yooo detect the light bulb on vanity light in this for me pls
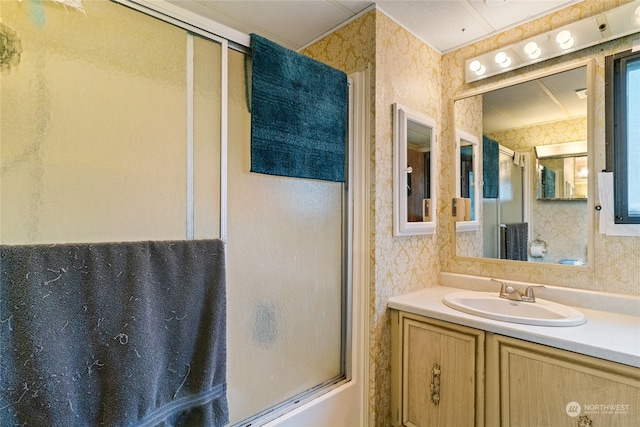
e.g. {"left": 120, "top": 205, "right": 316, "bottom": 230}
{"left": 556, "top": 30, "right": 575, "bottom": 50}
{"left": 494, "top": 51, "right": 511, "bottom": 68}
{"left": 469, "top": 60, "right": 486, "bottom": 76}
{"left": 524, "top": 41, "right": 541, "bottom": 59}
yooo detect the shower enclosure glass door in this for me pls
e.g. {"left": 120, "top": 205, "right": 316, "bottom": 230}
{"left": 225, "top": 49, "right": 345, "bottom": 425}
{"left": 1, "top": 1, "right": 347, "bottom": 424}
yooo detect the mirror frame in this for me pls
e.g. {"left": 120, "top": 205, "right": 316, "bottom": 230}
{"left": 451, "top": 58, "right": 595, "bottom": 269}
{"left": 455, "top": 130, "right": 480, "bottom": 232}
{"left": 393, "top": 103, "right": 437, "bottom": 237}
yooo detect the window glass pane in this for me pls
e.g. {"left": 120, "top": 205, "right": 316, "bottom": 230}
{"left": 627, "top": 58, "right": 640, "bottom": 217}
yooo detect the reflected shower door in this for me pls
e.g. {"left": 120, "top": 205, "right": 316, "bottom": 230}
{"left": 482, "top": 148, "right": 524, "bottom": 259}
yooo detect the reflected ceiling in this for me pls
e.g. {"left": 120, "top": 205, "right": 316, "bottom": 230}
{"left": 482, "top": 66, "right": 587, "bottom": 133}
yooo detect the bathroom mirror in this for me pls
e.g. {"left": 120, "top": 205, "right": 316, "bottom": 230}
{"left": 454, "top": 64, "right": 591, "bottom": 265}
{"left": 393, "top": 103, "right": 437, "bottom": 236}
{"left": 455, "top": 130, "right": 480, "bottom": 232}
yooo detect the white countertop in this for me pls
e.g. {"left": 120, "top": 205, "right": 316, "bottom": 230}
{"left": 388, "top": 285, "right": 640, "bottom": 368}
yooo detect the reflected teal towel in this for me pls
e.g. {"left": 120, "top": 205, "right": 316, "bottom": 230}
{"left": 250, "top": 33, "right": 348, "bottom": 182}
{"left": 1, "top": 240, "right": 228, "bottom": 427}
{"left": 483, "top": 136, "right": 499, "bottom": 198}
{"left": 542, "top": 166, "right": 556, "bottom": 198}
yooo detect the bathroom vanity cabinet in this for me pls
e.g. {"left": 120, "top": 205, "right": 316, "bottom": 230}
{"left": 390, "top": 311, "right": 485, "bottom": 427}
{"left": 391, "top": 310, "right": 640, "bottom": 427}
{"left": 488, "top": 334, "right": 640, "bottom": 427}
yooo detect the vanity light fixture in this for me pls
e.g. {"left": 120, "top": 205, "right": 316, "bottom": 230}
{"left": 535, "top": 141, "right": 587, "bottom": 159}
{"left": 465, "top": 0, "right": 640, "bottom": 82}
{"left": 577, "top": 168, "right": 589, "bottom": 179}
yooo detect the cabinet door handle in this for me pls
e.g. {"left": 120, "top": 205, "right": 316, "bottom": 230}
{"left": 430, "top": 363, "right": 441, "bottom": 405}
{"left": 578, "top": 415, "right": 592, "bottom": 427}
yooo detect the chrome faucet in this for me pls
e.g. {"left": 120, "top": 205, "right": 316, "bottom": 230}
{"left": 491, "top": 279, "right": 545, "bottom": 303}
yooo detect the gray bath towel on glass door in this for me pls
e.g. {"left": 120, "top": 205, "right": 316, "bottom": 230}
{"left": 0, "top": 240, "right": 228, "bottom": 427}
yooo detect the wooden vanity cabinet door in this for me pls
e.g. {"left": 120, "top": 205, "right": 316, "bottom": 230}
{"left": 392, "top": 312, "right": 484, "bottom": 427}
{"left": 492, "top": 335, "right": 640, "bottom": 427}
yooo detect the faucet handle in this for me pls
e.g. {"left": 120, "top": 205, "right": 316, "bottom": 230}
{"left": 522, "top": 285, "right": 545, "bottom": 302}
{"left": 490, "top": 278, "right": 507, "bottom": 293}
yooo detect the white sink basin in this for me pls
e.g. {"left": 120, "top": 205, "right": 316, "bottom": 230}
{"left": 442, "top": 291, "right": 586, "bottom": 327}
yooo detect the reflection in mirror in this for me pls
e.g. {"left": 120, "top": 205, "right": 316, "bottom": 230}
{"left": 481, "top": 141, "right": 530, "bottom": 261}
{"left": 535, "top": 140, "right": 587, "bottom": 200}
{"left": 455, "top": 130, "right": 479, "bottom": 231}
{"left": 455, "top": 65, "right": 589, "bottom": 265}
{"left": 407, "top": 120, "right": 432, "bottom": 221}
{"left": 393, "top": 103, "right": 437, "bottom": 236}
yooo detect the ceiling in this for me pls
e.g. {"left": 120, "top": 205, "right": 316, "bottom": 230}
{"left": 164, "top": 0, "right": 588, "bottom": 131}
{"left": 167, "top": 0, "right": 581, "bottom": 53}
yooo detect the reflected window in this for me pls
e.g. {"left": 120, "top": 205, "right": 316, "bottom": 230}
{"left": 606, "top": 49, "right": 640, "bottom": 224}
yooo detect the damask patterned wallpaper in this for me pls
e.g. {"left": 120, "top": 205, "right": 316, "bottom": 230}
{"left": 304, "top": 1, "right": 639, "bottom": 425}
